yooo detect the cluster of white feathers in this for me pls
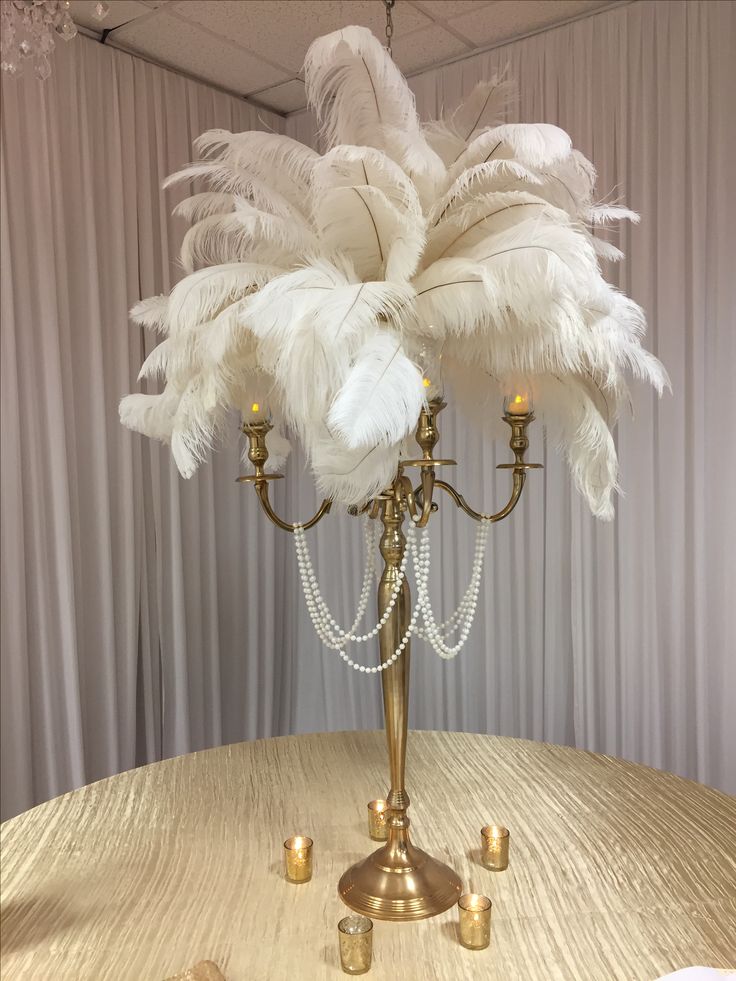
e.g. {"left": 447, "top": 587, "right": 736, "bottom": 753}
{"left": 120, "top": 25, "right": 668, "bottom": 519}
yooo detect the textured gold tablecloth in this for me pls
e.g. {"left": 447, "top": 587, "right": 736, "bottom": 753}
{"left": 1, "top": 730, "right": 734, "bottom": 980}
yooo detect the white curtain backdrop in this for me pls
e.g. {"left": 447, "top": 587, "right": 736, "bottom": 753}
{"left": 2, "top": 0, "right": 734, "bottom": 821}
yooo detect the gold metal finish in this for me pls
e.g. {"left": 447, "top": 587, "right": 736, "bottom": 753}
{"left": 239, "top": 420, "right": 332, "bottom": 532}
{"left": 337, "top": 915, "right": 373, "bottom": 975}
{"left": 338, "top": 494, "right": 463, "bottom": 919}
{"left": 435, "top": 410, "right": 542, "bottom": 522}
{"left": 458, "top": 894, "right": 492, "bottom": 950}
{"left": 480, "top": 825, "right": 510, "bottom": 871}
{"left": 283, "top": 835, "right": 313, "bottom": 883}
{"left": 367, "top": 800, "right": 389, "bottom": 841}
{"left": 238, "top": 395, "right": 540, "bottom": 921}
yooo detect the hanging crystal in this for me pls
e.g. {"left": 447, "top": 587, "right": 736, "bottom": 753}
{"left": 93, "top": 2, "right": 110, "bottom": 20}
{"left": 1, "top": 0, "right": 78, "bottom": 78}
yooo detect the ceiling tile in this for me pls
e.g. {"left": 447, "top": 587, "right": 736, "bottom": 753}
{"left": 412, "top": 0, "right": 497, "bottom": 20}
{"left": 391, "top": 24, "right": 471, "bottom": 76}
{"left": 113, "top": 11, "right": 290, "bottom": 93}
{"left": 448, "top": 0, "right": 610, "bottom": 46}
{"left": 175, "top": 0, "right": 432, "bottom": 73}
{"left": 70, "top": 0, "right": 153, "bottom": 31}
{"left": 254, "top": 79, "right": 308, "bottom": 113}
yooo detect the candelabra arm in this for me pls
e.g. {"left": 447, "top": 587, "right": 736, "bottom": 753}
{"left": 254, "top": 481, "right": 332, "bottom": 532}
{"left": 397, "top": 469, "right": 435, "bottom": 528}
{"left": 435, "top": 471, "right": 525, "bottom": 523}
{"left": 238, "top": 419, "right": 332, "bottom": 532}
{"left": 434, "top": 411, "right": 542, "bottom": 523}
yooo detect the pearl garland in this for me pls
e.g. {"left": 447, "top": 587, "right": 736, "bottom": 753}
{"left": 293, "top": 513, "right": 492, "bottom": 674}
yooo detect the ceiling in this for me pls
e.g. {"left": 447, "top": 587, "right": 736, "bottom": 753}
{"left": 70, "top": 0, "right": 614, "bottom": 115}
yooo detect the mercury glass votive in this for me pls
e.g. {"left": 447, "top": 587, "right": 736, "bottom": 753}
{"left": 458, "top": 893, "right": 492, "bottom": 950}
{"left": 283, "top": 835, "right": 313, "bottom": 883}
{"left": 481, "top": 824, "right": 510, "bottom": 871}
{"left": 338, "top": 914, "right": 373, "bottom": 975}
{"left": 367, "top": 800, "right": 389, "bottom": 841}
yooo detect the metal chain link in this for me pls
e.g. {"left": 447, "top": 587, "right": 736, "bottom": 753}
{"left": 384, "top": 0, "right": 395, "bottom": 57}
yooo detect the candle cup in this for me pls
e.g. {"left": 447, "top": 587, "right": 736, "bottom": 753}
{"left": 458, "top": 893, "right": 492, "bottom": 950}
{"left": 338, "top": 914, "right": 373, "bottom": 975}
{"left": 481, "top": 824, "right": 510, "bottom": 871}
{"left": 283, "top": 835, "right": 313, "bottom": 883}
{"left": 367, "top": 800, "right": 389, "bottom": 841}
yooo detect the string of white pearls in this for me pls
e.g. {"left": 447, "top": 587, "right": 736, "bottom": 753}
{"left": 411, "top": 518, "right": 491, "bottom": 659}
{"left": 294, "top": 511, "right": 492, "bottom": 673}
{"left": 293, "top": 517, "right": 409, "bottom": 649}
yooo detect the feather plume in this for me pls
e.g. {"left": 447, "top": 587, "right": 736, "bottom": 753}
{"left": 313, "top": 145, "right": 422, "bottom": 218}
{"left": 119, "top": 388, "right": 179, "bottom": 443}
{"left": 424, "top": 191, "right": 555, "bottom": 266}
{"left": 311, "top": 431, "right": 401, "bottom": 505}
{"left": 305, "top": 26, "right": 420, "bottom": 151}
{"left": 448, "top": 77, "right": 518, "bottom": 144}
{"left": 314, "top": 184, "right": 425, "bottom": 282}
{"left": 173, "top": 192, "right": 234, "bottom": 223}
{"left": 327, "top": 331, "right": 425, "bottom": 449}
{"left": 588, "top": 204, "right": 640, "bottom": 225}
{"left": 120, "top": 27, "right": 667, "bottom": 518}
{"left": 421, "top": 78, "right": 517, "bottom": 168}
{"left": 167, "top": 262, "right": 282, "bottom": 333}
{"left": 130, "top": 295, "right": 169, "bottom": 334}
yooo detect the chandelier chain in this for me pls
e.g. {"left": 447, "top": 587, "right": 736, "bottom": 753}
{"left": 383, "top": 0, "right": 395, "bottom": 56}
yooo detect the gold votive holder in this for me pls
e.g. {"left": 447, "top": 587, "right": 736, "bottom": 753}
{"left": 367, "top": 800, "right": 389, "bottom": 841}
{"left": 481, "top": 824, "right": 510, "bottom": 871}
{"left": 283, "top": 835, "right": 313, "bottom": 883}
{"left": 458, "top": 893, "right": 492, "bottom": 950}
{"left": 338, "top": 914, "right": 373, "bottom": 975}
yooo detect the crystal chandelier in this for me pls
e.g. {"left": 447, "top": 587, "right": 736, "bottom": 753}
{"left": 0, "top": 0, "right": 108, "bottom": 81}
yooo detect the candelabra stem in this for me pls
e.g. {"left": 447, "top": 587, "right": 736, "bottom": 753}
{"left": 378, "top": 495, "right": 410, "bottom": 818}
{"left": 338, "top": 490, "right": 463, "bottom": 920}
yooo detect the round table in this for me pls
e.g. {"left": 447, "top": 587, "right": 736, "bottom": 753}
{"left": 1, "top": 731, "right": 735, "bottom": 980}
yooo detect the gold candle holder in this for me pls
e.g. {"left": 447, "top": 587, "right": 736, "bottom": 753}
{"left": 481, "top": 824, "right": 509, "bottom": 871}
{"left": 283, "top": 835, "right": 313, "bottom": 883}
{"left": 338, "top": 914, "right": 373, "bottom": 975}
{"left": 367, "top": 800, "right": 389, "bottom": 841}
{"left": 458, "top": 893, "right": 492, "bottom": 950}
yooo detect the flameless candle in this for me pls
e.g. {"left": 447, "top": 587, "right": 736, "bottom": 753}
{"left": 458, "top": 893, "right": 492, "bottom": 950}
{"left": 367, "top": 800, "right": 389, "bottom": 841}
{"left": 283, "top": 835, "right": 313, "bottom": 883}
{"left": 338, "top": 914, "right": 373, "bottom": 975}
{"left": 504, "top": 393, "right": 532, "bottom": 416}
{"left": 481, "top": 824, "right": 510, "bottom": 871}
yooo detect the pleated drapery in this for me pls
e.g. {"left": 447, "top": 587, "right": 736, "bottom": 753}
{"left": 1, "top": 1, "right": 734, "bottom": 821}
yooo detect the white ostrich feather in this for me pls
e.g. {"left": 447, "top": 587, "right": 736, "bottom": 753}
{"left": 130, "top": 295, "right": 169, "bottom": 334}
{"left": 587, "top": 204, "right": 641, "bottom": 224}
{"left": 305, "top": 27, "right": 421, "bottom": 154}
{"left": 121, "top": 26, "right": 666, "bottom": 516}
{"left": 314, "top": 184, "right": 425, "bottom": 282}
{"left": 167, "top": 262, "right": 282, "bottom": 334}
{"left": 119, "top": 388, "right": 180, "bottom": 443}
{"left": 173, "top": 192, "right": 234, "bottom": 223}
{"left": 311, "top": 432, "right": 401, "bottom": 505}
{"left": 430, "top": 160, "right": 543, "bottom": 227}
{"left": 447, "top": 125, "right": 571, "bottom": 185}
{"left": 449, "top": 77, "right": 518, "bottom": 143}
{"left": 327, "top": 331, "right": 425, "bottom": 449}
{"left": 264, "top": 279, "right": 415, "bottom": 432}
{"left": 424, "top": 191, "right": 556, "bottom": 266}
{"left": 179, "top": 206, "right": 314, "bottom": 274}
{"left": 164, "top": 162, "right": 307, "bottom": 224}
{"left": 591, "top": 237, "right": 625, "bottom": 262}
{"left": 313, "top": 145, "right": 422, "bottom": 218}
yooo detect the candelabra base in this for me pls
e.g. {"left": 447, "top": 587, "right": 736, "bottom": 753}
{"left": 338, "top": 831, "right": 462, "bottom": 921}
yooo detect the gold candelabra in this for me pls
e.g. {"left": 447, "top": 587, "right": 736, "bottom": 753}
{"left": 239, "top": 397, "right": 541, "bottom": 921}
